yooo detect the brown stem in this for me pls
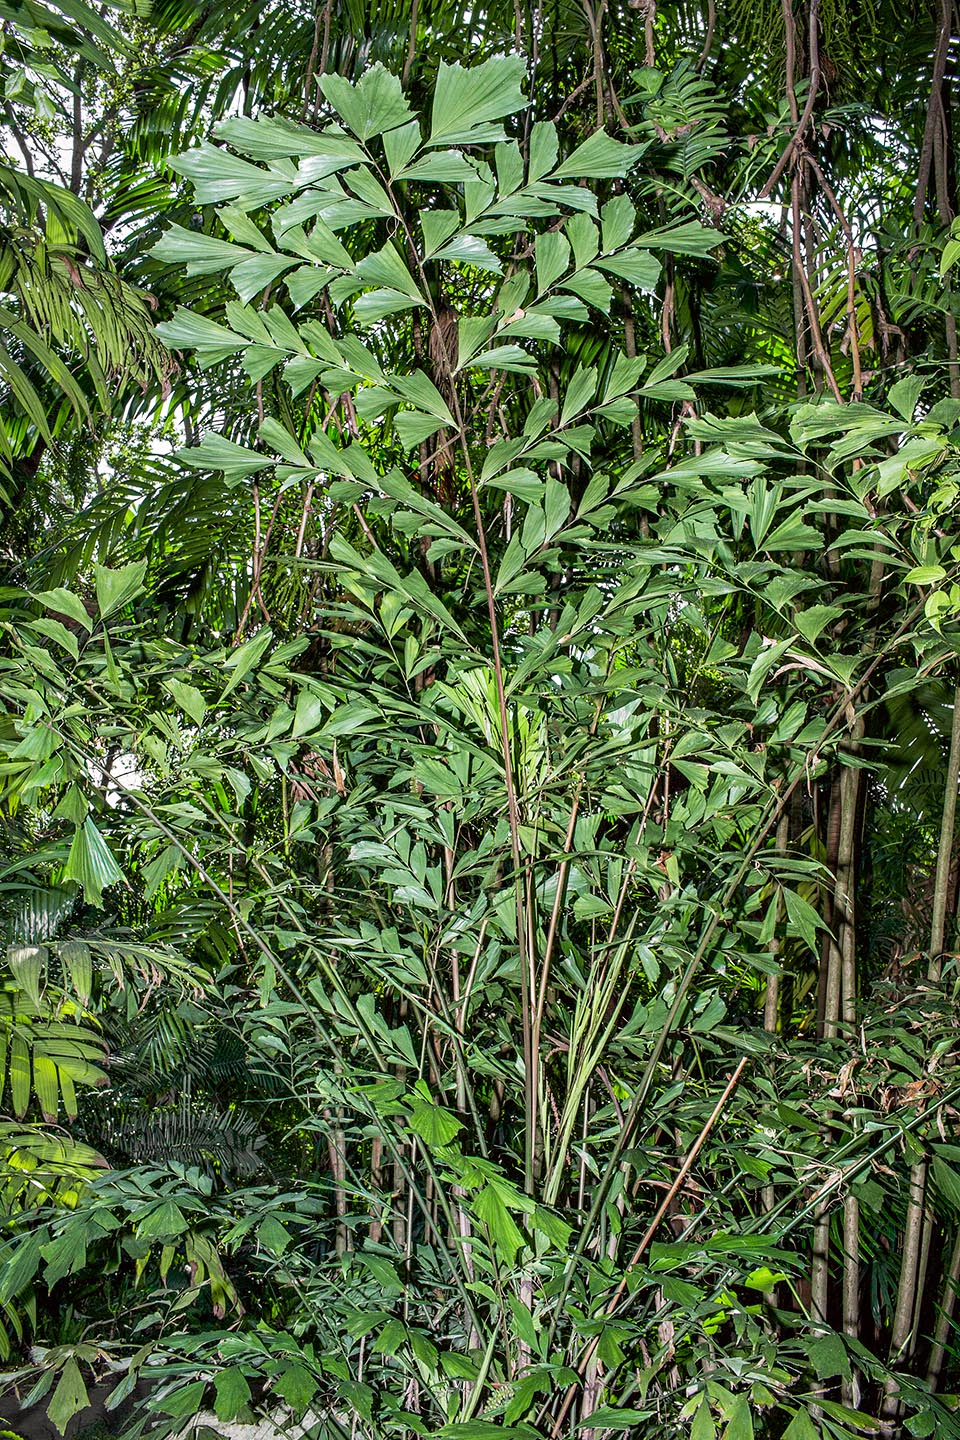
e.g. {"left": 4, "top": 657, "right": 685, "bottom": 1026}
{"left": 759, "top": 0, "right": 821, "bottom": 199}
{"left": 913, "top": 0, "right": 953, "bottom": 229}
{"left": 402, "top": 0, "right": 419, "bottom": 87}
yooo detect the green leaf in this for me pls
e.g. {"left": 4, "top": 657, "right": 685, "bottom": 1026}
{"left": 888, "top": 375, "right": 925, "bottom": 421}
{"left": 635, "top": 220, "right": 723, "bottom": 256}
{"left": 430, "top": 55, "right": 527, "bottom": 146}
{"left": 807, "top": 1332, "right": 851, "bottom": 1381}
{"left": 407, "top": 1093, "right": 464, "bottom": 1147}
{"left": 601, "top": 194, "right": 636, "bottom": 250}
{"left": 721, "top": 1397, "right": 754, "bottom": 1440}
{"left": 33, "top": 588, "right": 91, "bottom": 632}
{"left": 473, "top": 1184, "right": 526, "bottom": 1262}
{"left": 794, "top": 605, "right": 842, "bottom": 644}
{"left": 47, "top": 1358, "right": 89, "bottom": 1436}
{"left": 164, "top": 678, "right": 207, "bottom": 727}
{"left": 394, "top": 411, "right": 447, "bottom": 449}
{"left": 272, "top": 1363, "right": 316, "bottom": 1414}
{"left": 10, "top": 1032, "right": 30, "bottom": 1118}
{"left": 553, "top": 130, "right": 641, "bottom": 179}
{"left": 7, "top": 945, "right": 45, "bottom": 1007}
{"left": 214, "top": 1368, "right": 252, "bottom": 1423}
{"left": 27, "top": 618, "right": 78, "bottom": 660}
{"left": 691, "top": 1398, "right": 717, "bottom": 1440}
{"left": 177, "top": 432, "right": 272, "bottom": 483}
{"left": 258, "top": 1215, "right": 293, "bottom": 1254}
{"left": 781, "top": 1413, "right": 821, "bottom": 1440}
{"left": 536, "top": 231, "right": 570, "bottom": 294}
{"left": 578, "top": 1407, "right": 654, "bottom": 1429}
{"left": 170, "top": 145, "right": 295, "bottom": 206}
{"left": 94, "top": 560, "right": 147, "bottom": 620}
{"left": 157, "top": 307, "right": 245, "bottom": 364}
{"left": 221, "top": 628, "right": 274, "bottom": 698}
{"left": 137, "top": 1200, "right": 190, "bottom": 1238}
{"left": 0, "top": 1235, "right": 42, "bottom": 1303}
{"left": 156, "top": 1381, "right": 207, "bottom": 1418}
{"left": 783, "top": 888, "right": 826, "bottom": 954}
{"left": 437, "top": 1425, "right": 532, "bottom": 1439}
{"left": 61, "top": 940, "right": 93, "bottom": 1007}
{"left": 596, "top": 250, "right": 661, "bottom": 290}
{"left": 904, "top": 565, "right": 947, "bottom": 584}
{"left": 62, "top": 820, "right": 124, "bottom": 909}
{"left": 319, "top": 64, "right": 415, "bottom": 140}
{"left": 356, "top": 242, "right": 424, "bottom": 301}
{"left": 33, "top": 1053, "right": 59, "bottom": 1121}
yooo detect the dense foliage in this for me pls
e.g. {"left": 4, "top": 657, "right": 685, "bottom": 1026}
{"left": 3, "top": 2, "right": 960, "bottom": 1439}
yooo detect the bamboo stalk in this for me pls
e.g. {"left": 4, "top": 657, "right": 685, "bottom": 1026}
{"left": 884, "top": 682, "right": 960, "bottom": 1426}
{"left": 926, "top": 1228, "right": 960, "bottom": 1390}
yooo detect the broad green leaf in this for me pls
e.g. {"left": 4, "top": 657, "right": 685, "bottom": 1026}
{"left": 596, "top": 250, "right": 661, "bottom": 289}
{"left": 214, "top": 1368, "right": 252, "bottom": 1422}
{"left": 407, "top": 1094, "right": 464, "bottom": 1146}
{"left": 156, "top": 1381, "right": 207, "bottom": 1418}
{"left": 560, "top": 367, "right": 597, "bottom": 425}
{"left": 319, "top": 64, "right": 415, "bottom": 140}
{"left": 176, "top": 432, "right": 272, "bottom": 482}
{"left": 807, "top": 1332, "right": 851, "bottom": 1381}
{"left": 156, "top": 307, "right": 245, "bottom": 364}
{"left": 781, "top": 1411, "right": 820, "bottom": 1440}
{"left": 0, "top": 1235, "right": 42, "bottom": 1303}
{"left": 27, "top": 618, "right": 78, "bottom": 660}
{"left": 721, "top": 1397, "right": 754, "bottom": 1440}
{"left": 691, "top": 1398, "right": 717, "bottom": 1440}
{"left": 394, "top": 411, "right": 447, "bottom": 450}
{"left": 794, "top": 605, "right": 842, "bottom": 644}
{"left": 434, "top": 234, "right": 502, "bottom": 272}
{"left": 782, "top": 889, "right": 825, "bottom": 954}
{"left": 170, "top": 145, "right": 295, "bottom": 206}
{"left": 217, "top": 114, "right": 366, "bottom": 162}
{"left": 33, "top": 1053, "right": 59, "bottom": 1121}
{"left": 164, "top": 678, "right": 207, "bottom": 727}
{"left": 222, "top": 628, "right": 274, "bottom": 698}
{"left": 138, "top": 1200, "right": 190, "bottom": 1238}
{"left": 10, "top": 1031, "right": 30, "bottom": 1118}
{"left": 354, "top": 289, "right": 426, "bottom": 327}
{"left": 356, "top": 242, "right": 424, "bottom": 301}
{"left": 553, "top": 130, "right": 641, "bottom": 179}
{"left": 601, "top": 193, "right": 636, "bottom": 250}
{"left": 272, "top": 1363, "right": 316, "bottom": 1413}
{"left": 536, "top": 231, "right": 570, "bottom": 294}
{"left": 888, "top": 375, "right": 925, "bottom": 421}
{"left": 422, "top": 210, "right": 462, "bottom": 255}
{"left": 33, "top": 588, "right": 91, "bottom": 632}
{"left": 258, "top": 1215, "right": 293, "bottom": 1253}
{"left": 438, "top": 1425, "right": 532, "bottom": 1439}
{"left": 7, "top": 945, "right": 45, "bottom": 1007}
{"left": 635, "top": 220, "right": 724, "bottom": 255}
{"left": 150, "top": 224, "right": 250, "bottom": 273}
{"left": 473, "top": 1183, "right": 526, "bottom": 1262}
{"left": 48, "top": 1358, "right": 89, "bottom": 1436}
{"left": 566, "top": 212, "right": 600, "bottom": 269}
{"left": 430, "top": 55, "right": 527, "bottom": 146}
{"left": 60, "top": 941, "right": 93, "bottom": 1007}
{"left": 62, "top": 820, "right": 124, "bottom": 909}
{"left": 94, "top": 560, "right": 147, "bottom": 620}
{"left": 904, "top": 565, "right": 947, "bottom": 584}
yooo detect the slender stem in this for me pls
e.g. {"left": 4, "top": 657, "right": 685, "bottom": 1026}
{"left": 927, "top": 1228, "right": 960, "bottom": 1391}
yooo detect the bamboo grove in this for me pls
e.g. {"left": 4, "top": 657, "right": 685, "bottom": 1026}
{"left": 5, "top": 2, "right": 960, "bottom": 1439}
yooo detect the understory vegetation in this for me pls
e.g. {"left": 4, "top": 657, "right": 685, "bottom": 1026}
{"left": 3, "top": 2, "right": 960, "bottom": 1437}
